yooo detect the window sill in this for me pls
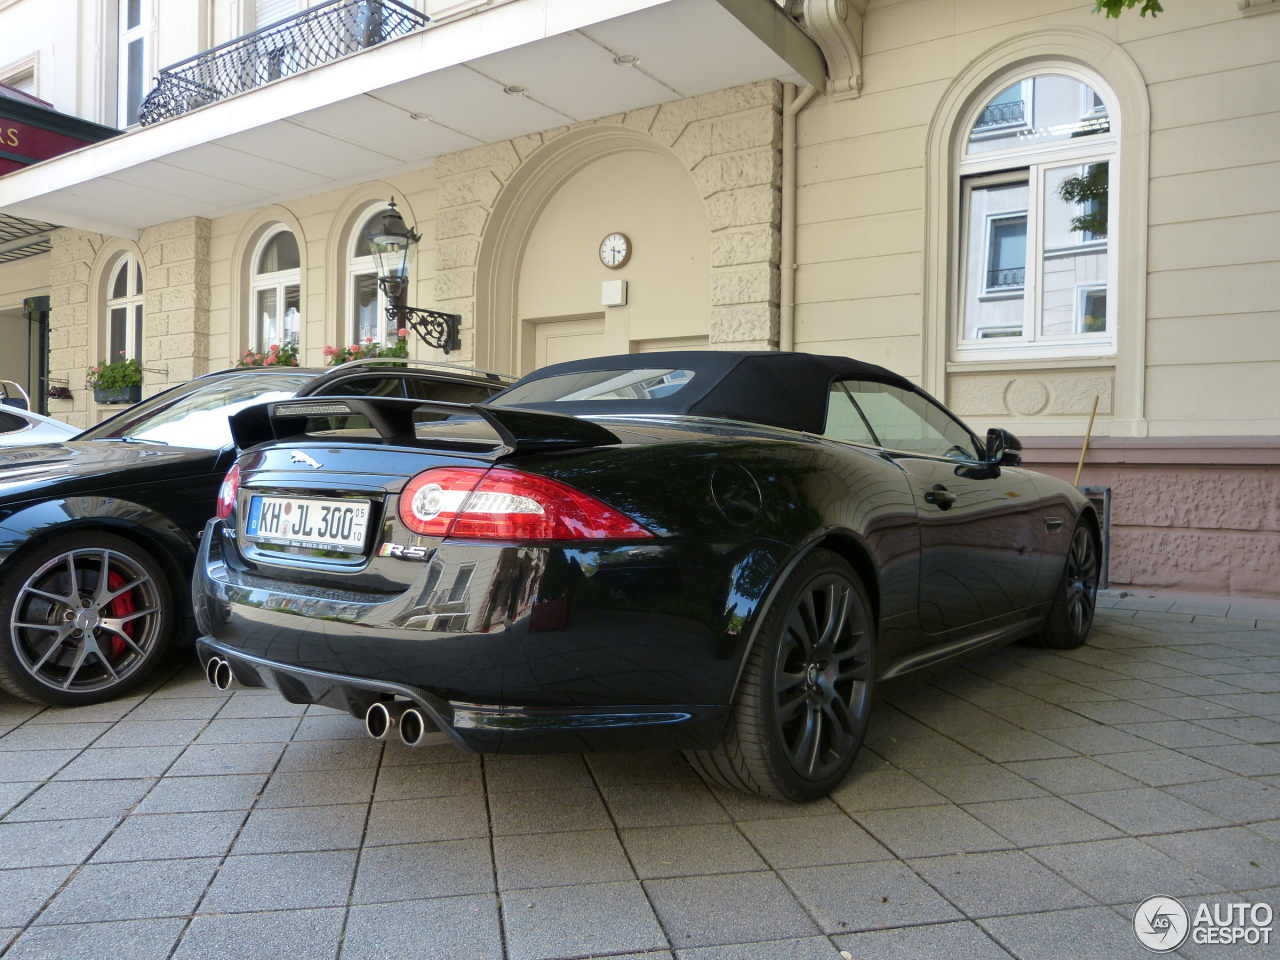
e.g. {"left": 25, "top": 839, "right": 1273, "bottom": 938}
{"left": 946, "top": 354, "right": 1116, "bottom": 374}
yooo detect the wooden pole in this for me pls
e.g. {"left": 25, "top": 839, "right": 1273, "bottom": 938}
{"left": 1074, "top": 395, "right": 1099, "bottom": 488}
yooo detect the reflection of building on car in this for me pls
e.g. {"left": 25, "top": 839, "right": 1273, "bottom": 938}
{"left": 0, "top": 360, "right": 510, "bottom": 707}
{"left": 195, "top": 351, "right": 1100, "bottom": 802}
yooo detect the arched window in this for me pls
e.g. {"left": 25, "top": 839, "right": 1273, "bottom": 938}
{"left": 250, "top": 228, "right": 301, "bottom": 351}
{"left": 347, "top": 206, "right": 393, "bottom": 347}
{"left": 957, "top": 70, "right": 1117, "bottom": 358}
{"left": 105, "top": 255, "right": 144, "bottom": 361}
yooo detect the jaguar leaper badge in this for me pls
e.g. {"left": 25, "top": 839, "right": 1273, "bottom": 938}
{"left": 289, "top": 451, "right": 322, "bottom": 469}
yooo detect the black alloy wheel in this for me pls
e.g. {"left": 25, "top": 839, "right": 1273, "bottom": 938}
{"left": 687, "top": 549, "right": 875, "bottom": 801}
{"left": 1025, "top": 520, "right": 1099, "bottom": 650}
{"left": 0, "top": 532, "right": 173, "bottom": 705}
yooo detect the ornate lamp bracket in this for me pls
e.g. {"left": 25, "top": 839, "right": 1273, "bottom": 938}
{"left": 803, "top": 0, "right": 867, "bottom": 100}
{"left": 378, "top": 277, "right": 461, "bottom": 354}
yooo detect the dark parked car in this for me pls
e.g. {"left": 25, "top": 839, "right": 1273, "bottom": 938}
{"left": 193, "top": 351, "right": 1099, "bottom": 801}
{"left": 0, "top": 360, "right": 510, "bottom": 706}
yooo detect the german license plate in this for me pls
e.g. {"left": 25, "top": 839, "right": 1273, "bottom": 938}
{"left": 244, "top": 496, "right": 370, "bottom": 553}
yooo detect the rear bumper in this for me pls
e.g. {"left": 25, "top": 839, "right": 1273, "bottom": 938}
{"left": 193, "top": 519, "right": 786, "bottom": 753}
{"left": 197, "top": 637, "right": 729, "bottom": 753}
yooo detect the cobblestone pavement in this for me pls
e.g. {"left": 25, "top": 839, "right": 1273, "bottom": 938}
{"left": 0, "top": 597, "right": 1277, "bottom": 959}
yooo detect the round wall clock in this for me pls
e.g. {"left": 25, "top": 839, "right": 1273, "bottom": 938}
{"left": 599, "top": 232, "right": 631, "bottom": 269}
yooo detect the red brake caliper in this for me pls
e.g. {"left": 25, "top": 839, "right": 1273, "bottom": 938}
{"left": 104, "top": 570, "right": 135, "bottom": 659}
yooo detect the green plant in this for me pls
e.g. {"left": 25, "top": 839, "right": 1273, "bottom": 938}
{"left": 1058, "top": 162, "right": 1109, "bottom": 238}
{"left": 1093, "top": 0, "right": 1162, "bottom": 16}
{"left": 324, "top": 329, "right": 409, "bottom": 366}
{"left": 86, "top": 354, "right": 142, "bottom": 390}
{"left": 237, "top": 342, "right": 299, "bottom": 367}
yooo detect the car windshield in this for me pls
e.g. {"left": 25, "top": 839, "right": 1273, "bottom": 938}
{"left": 77, "top": 373, "right": 313, "bottom": 450}
{"left": 493, "top": 368, "right": 695, "bottom": 404}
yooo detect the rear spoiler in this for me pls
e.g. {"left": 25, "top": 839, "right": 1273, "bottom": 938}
{"left": 229, "top": 396, "right": 620, "bottom": 458}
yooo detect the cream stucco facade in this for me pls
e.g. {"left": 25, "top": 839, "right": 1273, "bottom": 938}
{"left": 1, "top": 0, "right": 1278, "bottom": 595}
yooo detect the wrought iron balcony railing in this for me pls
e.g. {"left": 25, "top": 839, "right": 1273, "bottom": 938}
{"left": 987, "top": 267, "right": 1026, "bottom": 289}
{"left": 138, "top": 0, "right": 428, "bottom": 126}
{"left": 975, "top": 99, "right": 1025, "bottom": 130}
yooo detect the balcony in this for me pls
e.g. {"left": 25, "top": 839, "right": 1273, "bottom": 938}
{"left": 138, "top": 0, "right": 429, "bottom": 126}
{"left": 974, "top": 99, "right": 1025, "bottom": 130}
{"left": 986, "top": 266, "right": 1025, "bottom": 289}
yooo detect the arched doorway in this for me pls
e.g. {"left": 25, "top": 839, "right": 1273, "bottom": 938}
{"left": 477, "top": 127, "right": 711, "bottom": 375}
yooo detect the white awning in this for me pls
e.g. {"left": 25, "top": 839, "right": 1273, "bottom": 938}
{"left": 0, "top": 0, "right": 822, "bottom": 238}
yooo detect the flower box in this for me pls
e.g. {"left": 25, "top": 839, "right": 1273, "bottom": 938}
{"left": 94, "top": 385, "right": 142, "bottom": 405}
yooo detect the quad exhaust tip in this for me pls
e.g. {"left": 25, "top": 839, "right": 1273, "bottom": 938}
{"left": 400, "top": 708, "right": 428, "bottom": 746}
{"left": 205, "top": 657, "right": 234, "bottom": 691}
{"left": 364, "top": 701, "right": 433, "bottom": 746}
{"left": 365, "top": 700, "right": 411, "bottom": 740}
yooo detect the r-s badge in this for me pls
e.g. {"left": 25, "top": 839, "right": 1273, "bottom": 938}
{"left": 379, "top": 543, "right": 429, "bottom": 560}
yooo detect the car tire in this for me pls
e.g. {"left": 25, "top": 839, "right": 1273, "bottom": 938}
{"left": 0, "top": 532, "right": 174, "bottom": 706}
{"left": 687, "top": 549, "right": 875, "bottom": 802}
{"left": 1024, "top": 520, "right": 1099, "bottom": 650}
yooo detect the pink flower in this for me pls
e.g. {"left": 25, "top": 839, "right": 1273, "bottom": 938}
{"left": 265, "top": 355, "right": 276, "bottom": 365}
{"left": 365, "top": 337, "right": 374, "bottom": 343}
{"left": 118, "top": 350, "right": 126, "bottom": 356}
{"left": 398, "top": 328, "right": 408, "bottom": 338}
{"left": 323, "top": 345, "right": 335, "bottom": 356}
{"left": 269, "top": 343, "right": 280, "bottom": 353}
{"left": 350, "top": 344, "right": 359, "bottom": 352}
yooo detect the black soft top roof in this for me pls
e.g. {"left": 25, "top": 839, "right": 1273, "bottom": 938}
{"left": 490, "top": 351, "right": 914, "bottom": 434}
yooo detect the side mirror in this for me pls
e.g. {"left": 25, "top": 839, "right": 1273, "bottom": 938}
{"left": 985, "top": 428, "right": 1022, "bottom": 467}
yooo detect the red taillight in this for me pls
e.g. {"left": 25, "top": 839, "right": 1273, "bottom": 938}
{"left": 216, "top": 464, "right": 240, "bottom": 519}
{"left": 398, "top": 467, "right": 653, "bottom": 541}
{"left": 399, "top": 467, "right": 488, "bottom": 536}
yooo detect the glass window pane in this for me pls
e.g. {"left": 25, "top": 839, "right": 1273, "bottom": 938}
{"left": 1080, "top": 288, "right": 1107, "bottom": 334}
{"left": 109, "top": 307, "right": 128, "bottom": 359}
{"left": 256, "top": 287, "right": 279, "bottom": 348}
{"left": 133, "top": 303, "right": 144, "bottom": 360}
{"left": 135, "top": 262, "right": 144, "bottom": 294}
{"left": 257, "top": 231, "right": 300, "bottom": 274}
{"left": 126, "top": 0, "right": 141, "bottom": 30}
{"left": 112, "top": 262, "right": 129, "bottom": 299}
{"left": 1042, "top": 163, "right": 1109, "bottom": 337}
{"left": 968, "top": 75, "right": 1109, "bottom": 155}
{"left": 961, "top": 180, "right": 1028, "bottom": 341}
{"left": 823, "top": 384, "right": 876, "bottom": 446}
{"left": 353, "top": 210, "right": 389, "bottom": 259}
{"left": 283, "top": 284, "right": 301, "bottom": 346}
{"left": 844, "top": 382, "right": 978, "bottom": 460}
{"left": 353, "top": 272, "right": 379, "bottom": 343}
{"left": 988, "top": 217, "right": 1027, "bottom": 290}
{"left": 125, "top": 37, "right": 144, "bottom": 125}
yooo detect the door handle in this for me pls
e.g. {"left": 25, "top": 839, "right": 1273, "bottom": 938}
{"left": 923, "top": 484, "right": 957, "bottom": 510}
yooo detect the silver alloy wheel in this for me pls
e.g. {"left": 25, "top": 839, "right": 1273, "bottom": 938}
{"left": 774, "top": 572, "right": 873, "bottom": 780}
{"left": 10, "top": 547, "right": 162, "bottom": 693}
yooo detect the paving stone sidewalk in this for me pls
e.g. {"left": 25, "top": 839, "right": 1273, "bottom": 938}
{"left": 0, "top": 595, "right": 1277, "bottom": 959}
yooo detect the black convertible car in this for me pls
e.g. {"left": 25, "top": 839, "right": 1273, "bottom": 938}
{"left": 194, "top": 351, "right": 1099, "bottom": 801}
{"left": 0, "top": 361, "right": 508, "bottom": 706}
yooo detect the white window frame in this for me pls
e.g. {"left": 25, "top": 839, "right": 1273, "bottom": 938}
{"left": 1077, "top": 284, "right": 1108, "bottom": 335}
{"left": 346, "top": 206, "right": 394, "bottom": 347}
{"left": 117, "top": 0, "right": 151, "bottom": 127}
{"left": 955, "top": 66, "right": 1119, "bottom": 362}
{"left": 105, "top": 255, "right": 144, "bottom": 362}
{"left": 1, "top": 53, "right": 37, "bottom": 97}
{"left": 249, "top": 227, "right": 302, "bottom": 352}
{"left": 981, "top": 211, "right": 1028, "bottom": 297}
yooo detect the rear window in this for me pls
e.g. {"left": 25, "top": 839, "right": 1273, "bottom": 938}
{"left": 493, "top": 369, "right": 694, "bottom": 405}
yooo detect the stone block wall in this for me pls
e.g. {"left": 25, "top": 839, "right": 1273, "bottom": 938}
{"left": 1022, "top": 439, "right": 1280, "bottom": 597}
{"left": 433, "top": 80, "right": 783, "bottom": 362}
{"left": 47, "top": 218, "right": 211, "bottom": 428}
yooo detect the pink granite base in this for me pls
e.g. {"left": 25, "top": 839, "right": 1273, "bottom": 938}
{"left": 1018, "top": 437, "right": 1280, "bottom": 599}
